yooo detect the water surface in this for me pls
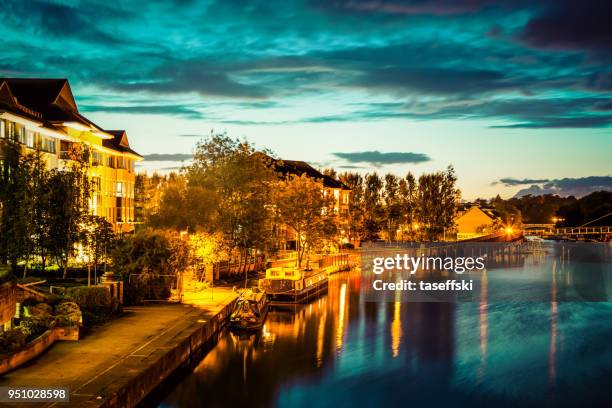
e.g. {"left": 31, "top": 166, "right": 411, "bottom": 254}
{"left": 161, "top": 243, "right": 612, "bottom": 408}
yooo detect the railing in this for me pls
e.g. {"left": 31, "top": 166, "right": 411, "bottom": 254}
{"left": 553, "top": 226, "right": 612, "bottom": 235}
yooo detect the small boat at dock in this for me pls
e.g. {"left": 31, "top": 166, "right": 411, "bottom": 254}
{"left": 229, "top": 288, "right": 269, "bottom": 331}
{"left": 261, "top": 266, "right": 328, "bottom": 306}
{"left": 262, "top": 254, "right": 351, "bottom": 306}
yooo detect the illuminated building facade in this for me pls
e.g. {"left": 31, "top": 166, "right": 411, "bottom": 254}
{"left": 0, "top": 78, "right": 142, "bottom": 233}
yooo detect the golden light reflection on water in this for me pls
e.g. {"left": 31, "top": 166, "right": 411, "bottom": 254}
{"left": 391, "top": 301, "right": 402, "bottom": 358}
{"left": 336, "top": 283, "right": 347, "bottom": 352}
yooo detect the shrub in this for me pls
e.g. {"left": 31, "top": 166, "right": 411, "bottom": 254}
{"left": 25, "top": 303, "right": 52, "bottom": 318}
{"left": 54, "top": 301, "right": 82, "bottom": 327}
{"left": 64, "top": 287, "right": 119, "bottom": 326}
{"left": 113, "top": 230, "right": 188, "bottom": 305}
{"left": 19, "top": 316, "right": 51, "bottom": 340}
{"left": 0, "top": 329, "right": 27, "bottom": 354}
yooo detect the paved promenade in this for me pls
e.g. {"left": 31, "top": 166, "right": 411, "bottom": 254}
{"left": 0, "top": 287, "right": 238, "bottom": 408}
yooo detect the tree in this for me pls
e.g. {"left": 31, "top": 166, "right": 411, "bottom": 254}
{"left": 363, "top": 173, "right": 384, "bottom": 241}
{"left": 0, "top": 141, "right": 36, "bottom": 273}
{"left": 382, "top": 173, "right": 402, "bottom": 242}
{"left": 148, "top": 172, "right": 216, "bottom": 232}
{"left": 186, "top": 134, "right": 275, "bottom": 274}
{"left": 274, "top": 174, "right": 337, "bottom": 269}
{"left": 338, "top": 172, "right": 365, "bottom": 244}
{"left": 397, "top": 172, "right": 417, "bottom": 241}
{"left": 81, "top": 215, "right": 115, "bottom": 285}
{"left": 415, "top": 165, "right": 460, "bottom": 241}
{"left": 46, "top": 145, "right": 92, "bottom": 278}
{"left": 112, "top": 230, "right": 190, "bottom": 304}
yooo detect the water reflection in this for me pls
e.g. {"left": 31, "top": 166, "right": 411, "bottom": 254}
{"left": 161, "top": 243, "right": 612, "bottom": 408}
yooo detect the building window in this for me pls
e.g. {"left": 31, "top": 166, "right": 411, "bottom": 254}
{"left": 92, "top": 177, "right": 101, "bottom": 191}
{"left": 26, "top": 131, "right": 35, "bottom": 148}
{"left": 42, "top": 136, "right": 56, "bottom": 153}
{"left": 116, "top": 197, "right": 123, "bottom": 222}
{"left": 106, "top": 155, "right": 115, "bottom": 168}
{"left": 92, "top": 151, "right": 103, "bottom": 166}
{"left": 0, "top": 120, "right": 4, "bottom": 138}
{"left": 116, "top": 182, "right": 124, "bottom": 197}
{"left": 16, "top": 124, "right": 25, "bottom": 144}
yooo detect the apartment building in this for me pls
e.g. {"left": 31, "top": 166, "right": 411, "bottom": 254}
{"left": 269, "top": 157, "right": 351, "bottom": 250}
{"left": 0, "top": 78, "right": 142, "bottom": 233}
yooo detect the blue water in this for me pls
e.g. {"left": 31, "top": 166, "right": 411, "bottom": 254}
{"left": 161, "top": 243, "right": 612, "bottom": 408}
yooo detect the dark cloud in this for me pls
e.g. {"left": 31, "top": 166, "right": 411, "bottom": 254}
{"left": 1, "top": 0, "right": 610, "bottom": 132}
{"left": 332, "top": 151, "right": 430, "bottom": 166}
{"left": 312, "top": 0, "right": 503, "bottom": 16}
{"left": 108, "top": 60, "right": 270, "bottom": 99}
{"left": 349, "top": 67, "right": 513, "bottom": 96}
{"left": 508, "top": 176, "right": 612, "bottom": 197}
{"left": 142, "top": 153, "right": 193, "bottom": 162}
{"left": 497, "top": 178, "right": 551, "bottom": 186}
{"left": 80, "top": 104, "right": 204, "bottom": 119}
{"left": 520, "top": 0, "right": 612, "bottom": 56}
{"left": 0, "top": 1, "right": 130, "bottom": 45}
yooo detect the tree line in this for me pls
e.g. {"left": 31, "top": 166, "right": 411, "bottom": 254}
{"left": 335, "top": 166, "right": 460, "bottom": 243}
{"left": 139, "top": 134, "right": 462, "bottom": 273}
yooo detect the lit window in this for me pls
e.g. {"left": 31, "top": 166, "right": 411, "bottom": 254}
{"left": 26, "top": 131, "right": 35, "bottom": 148}
{"left": 0, "top": 120, "right": 4, "bottom": 138}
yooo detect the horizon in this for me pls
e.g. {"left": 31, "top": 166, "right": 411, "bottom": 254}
{"left": 1, "top": 0, "right": 611, "bottom": 200}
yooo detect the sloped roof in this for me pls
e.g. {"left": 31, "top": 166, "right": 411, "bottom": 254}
{"left": 0, "top": 78, "right": 112, "bottom": 132}
{"left": 271, "top": 157, "right": 350, "bottom": 190}
{"left": 0, "top": 78, "right": 140, "bottom": 157}
{"left": 103, "top": 130, "right": 143, "bottom": 159}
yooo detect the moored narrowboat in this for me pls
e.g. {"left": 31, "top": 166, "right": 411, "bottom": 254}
{"left": 229, "top": 288, "right": 269, "bottom": 331}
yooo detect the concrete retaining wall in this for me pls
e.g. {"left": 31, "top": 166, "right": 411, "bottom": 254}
{"left": 98, "top": 299, "right": 236, "bottom": 408}
{"left": 0, "top": 326, "right": 79, "bottom": 375}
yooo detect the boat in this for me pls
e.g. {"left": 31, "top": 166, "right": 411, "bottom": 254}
{"left": 261, "top": 266, "right": 328, "bottom": 306}
{"left": 229, "top": 288, "right": 269, "bottom": 331}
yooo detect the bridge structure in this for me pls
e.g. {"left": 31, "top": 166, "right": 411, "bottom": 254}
{"left": 523, "top": 224, "right": 612, "bottom": 239}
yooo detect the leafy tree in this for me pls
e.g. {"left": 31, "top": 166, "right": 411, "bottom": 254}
{"left": 45, "top": 147, "right": 91, "bottom": 278}
{"left": 81, "top": 215, "right": 115, "bottom": 285}
{"left": 363, "top": 173, "right": 384, "bottom": 241}
{"left": 186, "top": 133, "right": 275, "bottom": 272}
{"left": 415, "top": 166, "right": 460, "bottom": 241}
{"left": 338, "top": 172, "right": 365, "bottom": 243}
{"left": 0, "top": 141, "right": 37, "bottom": 274}
{"left": 112, "top": 230, "right": 190, "bottom": 304}
{"left": 382, "top": 173, "right": 402, "bottom": 242}
{"left": 274, "top": 174, "right": 337, "bottom": 269}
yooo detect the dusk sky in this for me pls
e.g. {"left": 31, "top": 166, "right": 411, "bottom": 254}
{"left": 1, "top": 0, "right": 611, "bottom": 199}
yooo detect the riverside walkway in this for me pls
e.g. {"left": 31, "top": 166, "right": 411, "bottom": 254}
{"left": 0, "top": 287, "right": 238, "bottom": 408}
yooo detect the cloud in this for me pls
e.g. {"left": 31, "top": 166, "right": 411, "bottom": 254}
{"left": 311, "top": 0, "right": 504, "bottom": 16}
{"left": 80, "top": 104, "right": 204, "bottom": 119}
{"left": 348, "top": 67, "right": 513, "bottom": 96}
{"left": 332, "top": 151, "right": 430, "bottom": 166}
{"left": 520, "top": 0, "right": 612, "bottom": 57}
{"left": 508, "top": 176, "right": 612, "bottom": 197}
{"left": 108, "top": 60, "right": 270, "bottom": 99}
{"left": 1, "top": 1, "right": 130, "bottom": 46}
{"left": 142, "top": 153, "right": 193, "bottom": 162}
{"left": 496, "top": 177, "right": 551, "bottom": 186}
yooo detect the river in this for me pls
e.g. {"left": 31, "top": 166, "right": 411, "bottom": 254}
{"left": 160, "top": 242, "right": 612, "bottom": 407}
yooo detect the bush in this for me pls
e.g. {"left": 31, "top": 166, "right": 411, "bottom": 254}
{"left": 54, "top": 301, "right": 82, "bottom": 327}
{"left": 0, "top": 329, "right": 27, "bottom": 354}
{"left": 25, "top": 303, "right": 52, "bottom": 318}
{"left": 112, "top": 230, "right": 186, "bottom": 305}
{"left": 19, "top": 316, "right": 51, "bottom": 340}
{"left": 65, "top": 287, "right": 119, "bottom": 326}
